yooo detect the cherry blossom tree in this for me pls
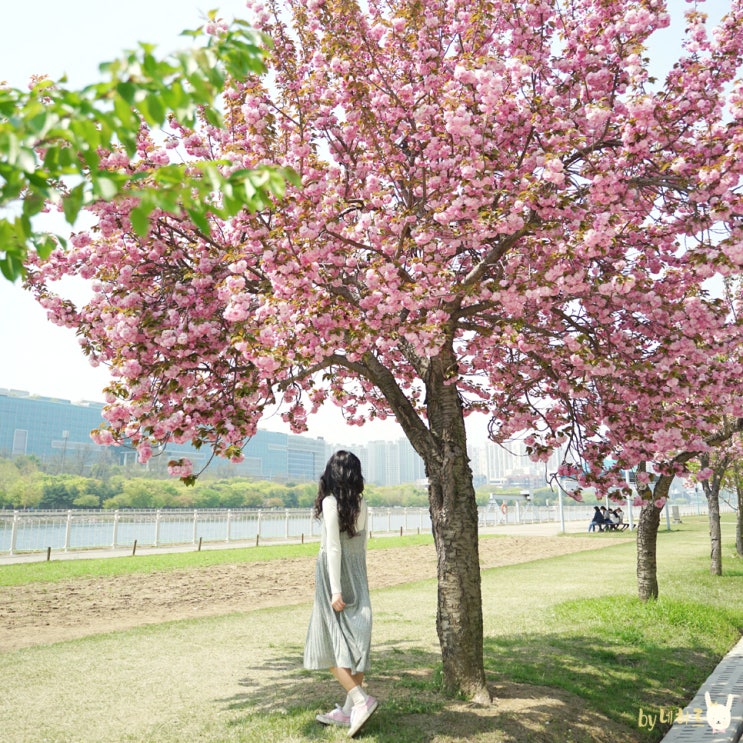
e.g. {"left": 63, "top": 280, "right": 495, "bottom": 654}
{"left": 27, "top": 0, "right": 743, "bottom": 701}
{"left": 619, "top": 420, "right": 741, "bottom": 600}
{"left": 699, "top": 451, "right": 729, "bottom": 577}
{"left": 696, "top": 427, "right": 743, "bottom": 575}
{"left": 729, "top": 455, "right": 743, "bottom": 556}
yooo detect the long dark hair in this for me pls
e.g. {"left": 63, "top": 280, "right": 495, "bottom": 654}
{"left": 314, "top": 450, "right": 365, "bottom": 536}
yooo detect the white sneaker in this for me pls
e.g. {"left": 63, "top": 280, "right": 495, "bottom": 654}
{"left": 347, "top": 695, "right": 378, "bottom": 738}
{"left": 316, "top": 704, "right": 351, "bottom": 727}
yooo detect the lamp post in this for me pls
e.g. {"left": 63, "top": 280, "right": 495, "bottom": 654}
{"left": 60, "top": 430, "right": 69, "bottom": 474}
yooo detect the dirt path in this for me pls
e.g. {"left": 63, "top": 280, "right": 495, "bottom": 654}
{"left": 0, "top": 535, "right": 608, "bottom": 651}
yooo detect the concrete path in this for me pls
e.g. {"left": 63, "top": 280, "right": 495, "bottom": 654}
{"left": 661, "top": 637, "right": 743, "bottom": 742}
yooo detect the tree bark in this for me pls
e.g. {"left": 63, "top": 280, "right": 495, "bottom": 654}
{"left": 424, "top": 354, "right": 490, "bottom": 704}
{"left": 636, "top": 473, "right": 672, "bottom": 601}
{"left": 353, "top": 350, "right": 490, "bottom": 703}
{"left": 735, "top": 464, "right": 743, "bottom": 558}
{"left": 636, "top": 501, "right": 661, "bottom": 601}
{"left": 707, "top": 488, "right": 723, "bottom": 576}
{"left": 700, "top": 453, "right": 723, "bottom": 576}
{"left": 426, "top": 445, "right": 489, "bottom": 703}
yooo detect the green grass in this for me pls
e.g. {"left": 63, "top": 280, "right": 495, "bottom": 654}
{"left": 1, "top": 517, "right": 741, "bottom": 742}
{"left": 477, "top": 516, "right": 743, "bottom": 740}
{"left": 0, "top": 532, "right": 435, "bottom": 586}
{"left": 486, "top": 595, "right": 740, "bottom": 733}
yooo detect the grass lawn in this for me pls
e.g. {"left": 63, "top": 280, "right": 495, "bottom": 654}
{"left": 0, "top": 516, "right": 741, "bottom": 742}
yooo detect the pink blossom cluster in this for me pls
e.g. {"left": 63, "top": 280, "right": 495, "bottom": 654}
{"left": 26, "top": 0, "right": 743, "bottom": 489}
{"left": 167, "top": 458, "right": 194, "bottom": 478}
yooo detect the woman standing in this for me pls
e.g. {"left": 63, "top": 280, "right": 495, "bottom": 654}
{"left": 304, "top": 450, "right": 378, "bottom": 738}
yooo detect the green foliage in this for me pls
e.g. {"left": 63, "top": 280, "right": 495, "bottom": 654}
{"left": 487, "top": 594, "right": 742, "bottom": 738}
{"left": 0, "top": 13, "right": 297, "bottom": 281}
{"left": 0, "top": 454, "right": 425, "bottom": 510}
{"left": 365, "top": 483, "right": 429, "bottom": 507}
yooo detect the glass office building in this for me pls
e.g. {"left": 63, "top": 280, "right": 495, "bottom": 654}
{"left": 0, "top": 390, "right": 107, "bottom": 469}
{"left": 0, "top": 389, "right": 433, "bottom": 485}
{"left": 0, "top": 390, "right": 329, "bottom": 482}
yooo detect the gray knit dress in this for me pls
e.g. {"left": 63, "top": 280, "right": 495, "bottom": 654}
{"left": 303, "top": 497, "right": 371, "bottom": 674}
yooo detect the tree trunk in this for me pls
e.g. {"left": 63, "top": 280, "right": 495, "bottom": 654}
{"left": 424, "top": 355, "right": 490, "bottom": 704}
{"left": 700, "top": 453, "right": 723, "bottom": 576}
{"left": 357, "top": 349, "right": 490, "bottom": 704}
{"left": 636, "top": 473, "right": 672, "bottom": 601}
{"left": 707, "top": 487, "right": 723, "bottom": 576}
{"left": 735, "top": 465, "right": 743, "bottom": 558}
{"left": 636, "top": 501, "right": 661, "bottom": 601}
{"left": 426, "top": 447, "right": 490, "bottom": 704}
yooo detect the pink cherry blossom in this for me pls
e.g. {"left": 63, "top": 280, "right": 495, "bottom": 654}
{"left": 23, "top": 0, "right": 743, "bottom": 504}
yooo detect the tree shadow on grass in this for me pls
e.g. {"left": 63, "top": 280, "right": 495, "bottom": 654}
{"left": 216, "top": 639, "right": 646, "bottom": 742}
{"left": 483, "top": 632, "right": 724, "bottom": 742}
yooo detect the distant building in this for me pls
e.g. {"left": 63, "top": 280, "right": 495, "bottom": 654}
{"left": 0, "top": 389, "right": 107, "bottom": 469}
{"left": 0, "top": 389, "right": 328, "bottom": 482}
{"left": 467, "top": 443, "right": 489, "bottom": 483}
{"left": 365, "top": 439, "right": 400, "bottom": 486}
{"left": 346, "top": 437, "right": 425, "bottom": 487}
{"left": 484, "top": 437, "right": 569, "bottom": 489}
{"left": 287, "top": 434, "right": 328, "bottom": 482}
{"left": 398, "top": 436, "right": 426, "bottom": 484}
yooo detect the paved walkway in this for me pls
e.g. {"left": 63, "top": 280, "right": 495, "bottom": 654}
{"left": 661, "top": 637, "right": 743, "bottom": 743}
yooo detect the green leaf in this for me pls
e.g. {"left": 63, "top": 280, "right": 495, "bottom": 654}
{"left": 130, "top": 204, "right": 152, "bottom": 236}
{"left": 115, "top": 81, "right": 137, "bottom": 104}
{"left": 93, "top": 175, "right": 119, "bottom": 200}
{"left": 80, "top": 146, "right": 100, "bottom": 172}
{"left": 152, "top": 164, "right": 188, "bottom": 186}
{"left": 0, "top": 241, "right": 26, "bottom": 281}
{"left": 113, "top": 92, "right": 138, "bottom": 130}
{"left": 202, "top": 107, "right": 222, "bottom": 128}
{"left": 22, "top": 191, "right": 46, "bottom": 218}
{"left": 62, "top": 183, "right": 86, "bottom": 224}
{"left": 151, "top": 188, "right": 180, "bottom": 215}
{"left": 186, "top": 207, "right": 212, "bottom": 235}
{"left": 25, "top": 110, "right": 49, "bottom": 135}
{"left": 283, "top": 167, "right": 301, "bottom": 187}
{"left": 135, "top": 93, "right": 167, "bottom": 127}
{"left": 25, "top": 170, "right": 52, "bottom": 191}
{"left": 33, "top": 234, "right": 57, "bottom": 260}
{"left": 142, "top": 93, "right": 165, "bottom": 126}
{"left": 69, "top": 118, "right": 101, "bottom": 150}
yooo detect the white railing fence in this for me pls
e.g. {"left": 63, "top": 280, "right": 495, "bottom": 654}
{"left": 0, "top": 501, "right": 728, "bottom": 556}
{"left": 0, "top": 507, "right": 434, "bottom": 556}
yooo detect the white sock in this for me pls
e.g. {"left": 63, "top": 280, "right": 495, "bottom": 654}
{"left": 348, "top": 685, "right": 367, "bottom": 706}
{"left": 342, "top": 694, "right": 353, "bottom": 713}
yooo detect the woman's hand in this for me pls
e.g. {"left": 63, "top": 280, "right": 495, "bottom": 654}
{"left": 331, "top": 592, "right": 346, "bottom": 612}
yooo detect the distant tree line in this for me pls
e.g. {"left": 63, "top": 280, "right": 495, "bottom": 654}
{"left": 0, "top": 455, "right": 432, "bottom": 510}
{"left": 0, "top": 455, "right": 649, "bottom": 511}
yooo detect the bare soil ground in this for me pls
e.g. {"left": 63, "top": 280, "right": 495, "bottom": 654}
{"left": 0, "top": 535, "right": 606, "bottom": 652}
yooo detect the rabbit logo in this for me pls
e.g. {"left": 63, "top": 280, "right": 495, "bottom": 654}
{"left": 704, "top": 692, "right": 734, "bottom": 733}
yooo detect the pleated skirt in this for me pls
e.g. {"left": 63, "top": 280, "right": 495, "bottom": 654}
{"left": 303, "top": 531, "right": 371, "bottom": 674}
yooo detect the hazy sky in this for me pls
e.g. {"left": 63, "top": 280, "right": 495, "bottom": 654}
{"left": 0, "top": 1, "right": 730, "bottom": 445}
